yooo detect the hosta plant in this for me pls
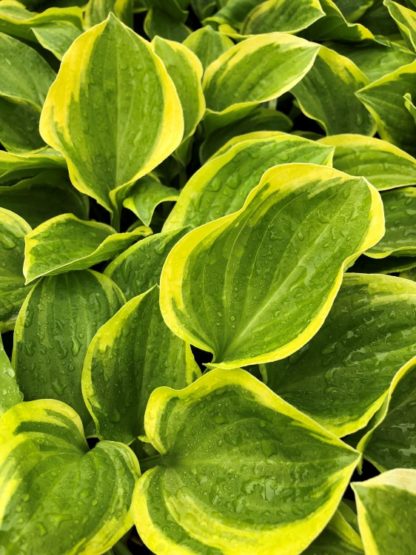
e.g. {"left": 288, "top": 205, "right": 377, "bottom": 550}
{"left": 1, "top": 0, "right": 416, "bottom": 554}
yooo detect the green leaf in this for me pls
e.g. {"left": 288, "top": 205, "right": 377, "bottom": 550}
{"left": 0, "top": 399, "right": 139, "bottom": 554}
{"left": 105, "top": 229, "right": 188, "bottom": 300}
{"left": 85, "top": 0, "right": 133, "bottom": 27}
{"left": 160, "top": 164, "right": 384, "bottom": 369}
{"left": 123, "top": 176, "right": 179, "bottom": 226}
{"left": 82, "top": 286, "right": 199, "bottom": 443}
{"left": 152, "top": 36, "right": 205, "bottom": 141}
{"left": 0, "top": 32, "right": 55, "bottom": 151}
{"left": 202, "top": 33, "right": 320, "bottom": 117}
{"left": 0, "top": 208, "right": 31, "bottom": 333}
{"left": 164, "top": 132, "right": 334, "bottom": 231}
{"left": 133, "top": 369, "right": 359, "bottom": 555}
{"left": 352, "top": 469, "right": 416, "bottom": 555}
{"left": 23, "top": 213, "right": 150, "bottom": 284}
{"left": 333, "top": 0, "right": 374, "bottom": 21}
{"left": 40, "top": 14, "right": 184, "bottom": 214}
{"left": 183, "top": 26, "right": 233, "bottom": 70}
{"left": 366, "top": 187, "right": 416, "bottom": 258}
{"left": 404, "top": 90, "right": 416, "bottom": 122}
{"left": 0, "top": 336, "right": 22, "bottom": 416}
{"left": 332, "top": 41, "right": 415, "bottom": 81}
{"left": 266, "top": 273, "right": 416, "bottom": 436}
{"left": 32, "top": 20, "right": 82, "bottom": 59}
{"left": 200, "top": 107, "right": 292, "bottom": 162}
{"left": 144, "top": 8, "right": 191, "bottom": 41}
{"left": 292, "top": 46, "right": 375, "bottom": 135}
{"left": 304, "top": 501, "right": 363, "bottom": 554}
{"left": 319, "top": 134, "right": 416, "bottom": 190}
{"left": 205, "top": 0, "right": 264, "bottom": 30}
{"left": 357, "top": 60, "right": 416, "bottom": 155}
{"left": 385, "top": 0, "right": 416, "bottom": 51}
{"left": 0, "top": 170, "right": 89, "bottom": 227}
{"left": 303, "top": 0, "right": 374, "bottom": 41}
{"left": 0, "top": 147, "right": 65, "bottom": 184}
{"left": 241, "top": 0, "right": 325, "bottom": 35}
{"left": 361, "top": 362, "right": 416, "bottom": 471}
{"left": 12, "top": 270, "right": 124, "bottom": 427}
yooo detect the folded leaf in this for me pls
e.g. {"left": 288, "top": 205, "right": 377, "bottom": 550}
{"left": 0, "top": 208, "right": 31, "bottom": 332}
{"left": 332, "top": 0, "right": 374, "bottom": 21}
{"left": 0, "top": 32, "right": 55, "bottom": 151}
{"left": 152, "top": 37, "right": 205, "bottom": 141}
{"left": 0, "top": 170, "right": 89, "bottom": 227}
{"left": 404, "top": 91, "right": 416, "bottom": 122}
{"left": 83, "top": 286, "right": 199, "bottom": 443}
{"left": 200, "top": 107, "right": 292, "bottom": 162}
{"left": 303, "top": 0, "right": 374, "bottom": 41}
{"left": 133, "top": 369, "right": 359, "bottom": 555}
{"left": 40, "top": 14, "right": 184, "bottom": 214}
{"left": 320, "top": 134, "right": 416, "bottom": 190}
{"left": 203, "top": 33, "right": 320, "bottom": 117}
{"left": 13, "top": 270, "right": 124, "bottom": 427}
{"left": 144, "top": 8, "right": 190, "bottom": 41}
{"left": 366, "top": 187, "right": 416, "bottom": 258}
{"left": 23, "top": 213, "right": 150, "bottom": 283}
{"left": 352, "top": 469, "right": 416, "bottom": 555}
{"left": 0, "top": 148, "right": 65, "bottom": 184}
{"left": 123, "top": 176, "right": 179, "bottom": 226}
{"left": 160, "top": 164, "right": 384, "bottom": 369}
{"left": 241, "top": 0, "right": 325, "bottom": 34}
{"left": 85, "top": 0, "right": 133, "bottom": 27}
{"left": 105, "top": 229, "right": 188, "bottom": 300}
{"left": 266, "top": 273, "right": 416, "bottom": 436}
{"left": 385, "top": 0, "right": 416, "bottom": 51}
{"left": 357, "top": 60, "right": 416, "bottom": 155}
{"left": 293, "top": 46, "right": 375, "bottom": 135}
{"left": 360, "top": 362, "right": 416, "bottom": 471}
{"left": 0, "top": 335, "right": 22, "bottom": 416}
{"left": 164, "top": 132, "right": 334, "bottom": 231}
{"left": 183, "top": 26, "right": 233, "bottom": 70}
{"left": 0, "top": 399, "right": 139, "bottom": 554}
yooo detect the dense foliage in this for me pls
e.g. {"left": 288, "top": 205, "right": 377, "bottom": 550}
{"left": 1, "top": 0, "right": 416, "bottom": 553}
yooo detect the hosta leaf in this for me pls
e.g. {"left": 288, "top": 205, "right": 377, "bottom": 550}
{"left": 303, "top": 0, "right": 374, "bottom": 41}
{"left": 133, "top": 369, "right": 359, "bottom": 555}
{"left": 332, "top": 42, "right": 415, "bottom": 81}
{"left": 202, "top": 33, "right": 320, "bottom": 117}
{"left": 241, "top": 0, "right": 325, "bottom": 35}
{"left": 183, "top": 26, "right": 233, "bottom": 70}
{"left": 200, "top": 107, "right": 292, "bottom": 162}
{"left": 160, "top": 164, "right": 384, "bottom": 369}
{"left": 164, "top": 132, "right": 334, "bottom": 231}
{"left": 13, "top": 270, "right": 123, "bottom": 427}
{"left": 143, "top": 0, "right": 189, "bottom": 21}
{"left": 85, "top": 0, "right": 133, "bottom": 27}
{"left": 152, "top": 37, "right": 205, "bottom": 142}
{"left": 144, "top": 8, "right": 191, "bottom": 41}
{"left": 319, "top": 134, "right": 416, "bottom": 190}
{"left": 23, "top": 213, "right": 150, "bottom": 283}
{"left": 40, "top": 14, "right": 184, "bottom": 214}
{"left": 0, "top": 208, "right": 31, "bottom": 333}
{"left": 333, "top": 0, "right": 374, "bottom": 21}
{"left": 191, "top": 0, "right": 217, "bottom": 20}
{"left": 360, "top": 362, "right": 416, "bottom": 470}
{"left": 404, "top": 91, "right": 416, "bottom": 122}
{"left": 82, "top": 286, "right": 199, "bottom": 443}
{"left": 123, "top": 176, "right": 179, "bottom": 226}
{"left": 385, "top": 0, "right": 416, "bottom": 51}
{"left": 0, "top": 148, "right": 65, "bottom": 184}
{"left": 366, "top": 187, "right": 416, "bottom": 258}
{"left": 0, "top": 336, "right": 22, "bottom": 416}
{"left": 292, "top": 46, "right": 375, "bottom": 135}
{"left": 0, "top": 32, "right": 55, "bottom": 151}
{"left": 0, "top": 399, "right": 139, "bottom": 554}
{"left": 32, "top": 21, "right": 82, "bottom": 59}
{"left": 205, "top": 0, "right": 264, "bottom": 30}
{"left": 0, "top": 170, "right": 89, "bottom": 227}
{"left": 352, "top": 469, "right": 416, "bottom": 555}
{"left": 105, "top": 229, "right": 187, "bottom": 300}
{"left": 353, "top": 255, "right": 416, "bottom": 275}
{"left": 305, "top": 501, "right": 363, "bottom": 554}
{"left": 357, "top": 61, "right": 416, "bottom": 155}
{"left": 266, "top": 273, "right": 416, "bottom": 436}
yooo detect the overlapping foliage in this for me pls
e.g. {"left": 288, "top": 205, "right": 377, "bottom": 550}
{"left": 1, "top": 0, "right": 416, "bottom": 554}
